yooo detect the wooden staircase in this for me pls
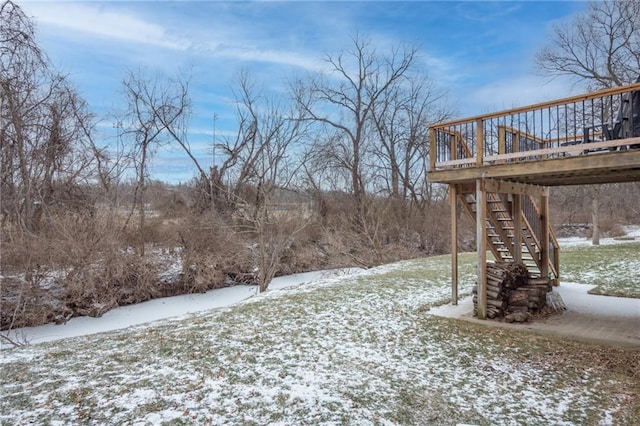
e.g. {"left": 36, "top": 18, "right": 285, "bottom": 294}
{"left": 457, "top": 186, "right": 559, "bottom": 283}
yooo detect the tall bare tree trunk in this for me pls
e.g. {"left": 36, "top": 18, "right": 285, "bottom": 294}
{"left": 139, "top": 145, "right": 147, "bottom": 256}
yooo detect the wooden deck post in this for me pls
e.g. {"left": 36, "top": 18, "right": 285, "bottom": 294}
{"left": 429, "top": 127, "right": 437, "bottom": 172}
{"left": 512, "top": 194, "right": 522, "bottom": 263}
{"left": 498, "top": 125, "right": 506, "bottom": 164}
{"left": 476, "top": 119, "right": 484, "bottom": 167}
{"left": 476, "top": 178, "right": 487, "bottom": 319}
{"left": 540, "top": 192, "right": 550, "bottom": 279}
{"left": 450, "top": 184, "right": 458, "bottom": 305}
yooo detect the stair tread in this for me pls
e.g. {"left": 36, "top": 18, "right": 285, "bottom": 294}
{"left": 464, "top": 196, "right": 556, "bottom": 275}
{"left": 496, "top": 247, "right": 533, "bottom": 253}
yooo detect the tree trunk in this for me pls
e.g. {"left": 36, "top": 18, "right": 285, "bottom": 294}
{"left": 389, "top": 146, "right": 399, "bottom": 198}
{"left": 138, "top": 142, "right": 148, "bottom": 257}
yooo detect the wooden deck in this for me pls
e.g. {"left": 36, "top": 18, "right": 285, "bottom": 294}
{"left": 427, "top": 82, "right": 640, "bottom": 319}
{"left": 428, "top": 83, "right": 640, "bottom": 187}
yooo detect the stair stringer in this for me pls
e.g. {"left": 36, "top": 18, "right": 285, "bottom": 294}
{"left": 457, "top": 186, "right": 558, "bottom": 281}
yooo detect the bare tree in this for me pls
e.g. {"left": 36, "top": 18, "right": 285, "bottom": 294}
{"left": 1, "top": 0, "right": 111, "bottom": 340}
{"left": 118, "top": 70, "right": 189, "bottom": 255}
{"left": 370, "top": 75, "right": 451, "bottom": 202}
{"left": 536, "top": 0, "right": 640, "bottom": 90}
{"left": 221, "top": 71, "right": 309, "bottom": 291}
{"left": 291, "top": 36, "right": 457, "bottom": 261}
{"left": 1, "top": 0, "right": 99, "bottom": 233}
{"left": 536, "top": 0, "right": 640, "bottom": 244}
{"left": 293, "top": 36, "right": 419, "bottom": 207}
{"left": 144, "top": 73, "right": 227, "bottom": 213}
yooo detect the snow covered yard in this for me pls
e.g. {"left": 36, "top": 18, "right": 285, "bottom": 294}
{"left": 559, "top": 238, "right": 640, "bottom": 298}
{"left": 2, "top": 252, "right": 639, "bottom": 425}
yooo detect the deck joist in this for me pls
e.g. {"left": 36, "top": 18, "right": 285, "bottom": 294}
{"left": 428, "top": 147, "right": 640, "bottom": 186}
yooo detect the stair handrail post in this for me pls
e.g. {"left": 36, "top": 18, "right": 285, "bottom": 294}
{"left": 540, "top": 193, "right": 550, "bottom": 279}
{"left": 553, "top": 242, "right": 560, "bottom": 285}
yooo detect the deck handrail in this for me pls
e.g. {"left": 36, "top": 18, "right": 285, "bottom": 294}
{"left": 431, "top": 82, "right": 640, "bottom": 129}
{"left": 429, "top": 82, "right": 640, "bottom": 171}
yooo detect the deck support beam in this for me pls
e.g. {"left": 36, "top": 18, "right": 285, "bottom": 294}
{"left": 483, "top": 178, "right": 549, "bottom": 198}
{"left": 450, "top": 184, "right": 458, "bottom": 305}
{"left": 428, "top": 149, "right": 640, "bottom": 186}
{"left": 476, "top": 178, "right": 487, "bottom": 319}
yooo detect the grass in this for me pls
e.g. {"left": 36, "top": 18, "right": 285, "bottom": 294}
{"left": 1, "top": 247, "right": 639, "bottom": 425}
{"left": 560, "top": 241, "right": 640, "bottom": 298}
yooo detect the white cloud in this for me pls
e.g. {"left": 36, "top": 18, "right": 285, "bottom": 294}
{"left": 209, "top": 44, "right": 326, "bottom": 73}
{"left": 22, "top": 2, "right": 188, "bottom": 50}
{"left": 22, "top": 2, "right": 326, "bottom": 73}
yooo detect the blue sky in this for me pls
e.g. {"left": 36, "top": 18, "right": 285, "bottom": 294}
{"left": 19, "top": 0, "right": 588, "bottom": 183}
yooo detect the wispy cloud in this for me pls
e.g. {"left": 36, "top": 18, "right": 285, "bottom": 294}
{"left": 207, "top": 44, "right": 325, "bottom": 73}
{"left": 22, "top": 2, "right": 188, "bottom": 50}
{"left": 456, "top": 1, "right": 523, "bottom": 23}
{"left": 23, "top": 2, "right": 328, "bottom": 73}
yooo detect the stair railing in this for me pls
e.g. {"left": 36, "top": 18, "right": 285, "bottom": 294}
{"left": 521, "top": 195, "right": 559, "bottom": 279}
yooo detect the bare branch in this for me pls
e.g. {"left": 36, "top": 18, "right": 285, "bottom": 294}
{"left": 536, "top": 0, "right": 640, "bottom": 89}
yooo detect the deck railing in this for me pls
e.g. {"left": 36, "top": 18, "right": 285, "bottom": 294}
{"left": 429, "top": 82, "right": 640, "bottom": 171}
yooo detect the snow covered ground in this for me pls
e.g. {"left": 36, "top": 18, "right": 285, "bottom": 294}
{"left": 558, "top": 224, "right": 640, "bottom": 248}
{"left": 1, "top": 236, "right": 639, "bottom": 424}
{"left": 552, "top": 281, "right": 639, "bottom": 316}
{"left": 1, "top": 268, "right": 361, "bottom": 348}
{"left": 1, "top": 255, "right": 637, "bottom": 425}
